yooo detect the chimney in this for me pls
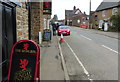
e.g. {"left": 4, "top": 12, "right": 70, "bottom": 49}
{"left": 73, "top": 6, "right": 76, "bottom": 10}
{"left": 84, "top": 12, "right": 86, "bottom": 15}
{"left": 118, "top": 1, "right": 120, "bottom": 6}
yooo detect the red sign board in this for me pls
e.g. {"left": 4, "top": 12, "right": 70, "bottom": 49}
{"left": 7, "top": 40, "right": 40, "bottom": 82}
{"left": 43, "top": 2, "right": 52, "bottom": 10}
{"left": 43, "top": 2, "right": 52, "bottom": 15}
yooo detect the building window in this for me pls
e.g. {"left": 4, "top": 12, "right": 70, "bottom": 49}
{"left": 95, "top": 15, "right": 98, "bottom": 19}
{"left": 86, "top": 17, "right": 89, "bottom": 20}
{"left": 77, "top": 20, "right": 80, "bottom": 23}
{"left": 82, "top": 17, "right": 85, "bottom": 21}
{"left": 112, "top": 8, "right": 118, "bottom": 15}
{"left": 102, "top": 10, "right": 106, "bottom": 17}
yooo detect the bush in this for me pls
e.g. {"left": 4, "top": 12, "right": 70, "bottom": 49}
{"left": 108, "top": 26, "right": 118, "bottom": 32}
{"left": 110, "top": 13, "right": 120, "bottom": 32}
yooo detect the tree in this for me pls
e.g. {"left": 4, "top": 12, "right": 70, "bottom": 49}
{"left": 110, "top": 13, "right": 120, "bottom": 31}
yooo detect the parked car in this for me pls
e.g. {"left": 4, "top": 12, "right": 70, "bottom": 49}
{"left": 80, "top": 24, "right": 88, "bottom": 29}
{"left": 57, "top": 26, "right": 70, "bottom": 36}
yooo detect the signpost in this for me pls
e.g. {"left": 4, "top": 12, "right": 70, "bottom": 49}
{"left": 43, "top": 29, "right": 51, "bottom": 41}
{"left": 7, "top": 40, "right": 40, "bottom": 82}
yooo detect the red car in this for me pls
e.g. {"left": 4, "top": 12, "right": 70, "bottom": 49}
{"left": 80, "top": 24, "right": 88, "bottom": 29}
{"left": 57, "top": 26, "right": 70, "bottom": 36}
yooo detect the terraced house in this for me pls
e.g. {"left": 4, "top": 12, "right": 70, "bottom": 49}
{"left": 90, "top": 1, "right": 120, "bottom": 30}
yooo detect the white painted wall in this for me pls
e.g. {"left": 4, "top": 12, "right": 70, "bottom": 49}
{"left": 39, "top": 32, "right": 42, "bottom": 44}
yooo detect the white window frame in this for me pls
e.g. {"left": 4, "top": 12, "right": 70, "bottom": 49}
{"left": 77, "top": 20, "right": 80, "bottom": 23}
{"left": 112, "top": 8, "right": 118, "bottom": 15}
{"left": 102, "top": 10, "right": 106, "bottom": 17}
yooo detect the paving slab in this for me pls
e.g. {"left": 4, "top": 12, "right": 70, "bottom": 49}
{"left": 40, "top": 36, "right": 64, "bottom": 80}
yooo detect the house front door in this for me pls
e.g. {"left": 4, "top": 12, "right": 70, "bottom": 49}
{"left": 1, "top": 2, "right": 16, "bottom": 81}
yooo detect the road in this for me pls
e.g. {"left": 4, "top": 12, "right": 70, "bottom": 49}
{"left": 59, "top": 27, "right": 118, "bottom": 81}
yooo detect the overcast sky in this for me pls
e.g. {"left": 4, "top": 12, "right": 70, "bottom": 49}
{"left": 52, "top": 0, "right": 120, "bottom": 20}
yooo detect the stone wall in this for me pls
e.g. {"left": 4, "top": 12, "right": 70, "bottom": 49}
{"left": 31, "top": 2, "right": 43, "bottom": 43}
{"left": 92, "top": 8, "right": 115, "bottom": 29}
{"left": 72, "top": 16, "right": 80, "bottom": 26}
{"left": 91, "top": 6, "right": 120, "bottom": 29}
{"left": 90, "top": 12, "right": 96, "bottom": 29}
{"left": 16, "top": 3, "right": 29, "bottom": 41}
{"left": 118, "top": 7, "right": 120, "bottom": 13}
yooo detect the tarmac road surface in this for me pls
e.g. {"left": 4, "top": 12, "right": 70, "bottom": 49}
{"left": 59, "top": 27, "right": 118, "bottom": 81}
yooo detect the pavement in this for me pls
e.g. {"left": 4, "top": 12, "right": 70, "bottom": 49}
{"left": 40, "top": 36, "right": 65, "bottom": 80}
{"left": 86, "top": 29, "right": 119, "bottom": 40}
{"left": 77, "top": 27, "right": 119, "bottom": 40}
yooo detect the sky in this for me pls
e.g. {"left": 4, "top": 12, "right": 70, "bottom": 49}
{"left": 52, "top": 0, "right": 104, "bottom": 20}
{"left": 13, "top": 0, "right": 120, "bottom": 20}
{"left": 51, "top": 0, "right": 120, "bottom": 20}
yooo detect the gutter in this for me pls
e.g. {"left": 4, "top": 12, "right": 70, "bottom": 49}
{"left": 96, "top": 6, "right": 119, "bottom": 12}
{"left": 0, "top": 0, "right": 22, "bottom": 6}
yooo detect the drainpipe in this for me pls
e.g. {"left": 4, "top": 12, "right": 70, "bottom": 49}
{"left": 28, "top": 2, "right": 31, "bottom": 40}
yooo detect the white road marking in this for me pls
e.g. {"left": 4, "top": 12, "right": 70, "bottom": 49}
{"left": 80, "top": 35, "right": 92, "bottom": 40}
{"left": 58, "top": 42, "right": 70, "bottom": 80}
{"left": 57, "top": 36, "right": 70, "bottom": 80}
{"left": 64, "top": 40, "right": 93, "bottom": 81}
{"left": 102, "top": 45, "right": 118, "bottom": 54}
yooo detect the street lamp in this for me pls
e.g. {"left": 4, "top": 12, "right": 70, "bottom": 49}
{"left": 89, "top": 0, "right": 91, "bottom": 29}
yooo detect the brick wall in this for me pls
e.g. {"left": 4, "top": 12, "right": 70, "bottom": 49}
{"left": 16, "top": 3, "right": 29, "bottom": 41}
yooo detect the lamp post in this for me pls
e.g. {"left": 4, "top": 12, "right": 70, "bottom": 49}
{"left": 89, "top": 0, "right": 91, "bottom": 29}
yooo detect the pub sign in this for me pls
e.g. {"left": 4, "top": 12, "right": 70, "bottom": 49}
{"left": 7, "top": 40, "right": 40, "bottom": 82}
{"left": 43, "top": 2, "right": 52, "bottom": 15}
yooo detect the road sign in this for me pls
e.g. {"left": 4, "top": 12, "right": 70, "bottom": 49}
{"left": 7, "top": 40, "right": 40, "bottom": 82}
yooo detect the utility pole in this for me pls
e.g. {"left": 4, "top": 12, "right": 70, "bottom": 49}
{"left": 89, "top": 0, "right": 91, "bottom": 29}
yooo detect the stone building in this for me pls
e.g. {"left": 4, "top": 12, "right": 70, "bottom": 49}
{"left": 65, "top": 6, "right": 89, "bottom": 27}
{"left": 16, "top": 2, "right": 29, "bottom": 41}
{"left": 89, "top": 11, "right": 96, "bottom": 29}
{"left": 0, "top": 1, "right": 30, "bottom": 81}
{"left": 65, "top": 9, "right": 73, "bottom": 26}
{"left": 72, "top": 11, "right": 89, "bottom": 27}
{"left": 43, "top": 1, "right": 52, "bottom": 30}
{"left": 30, "top": 2, "right": 43, "bottom": 44}
{"left": 0, "top": 1, "right": 46, "bottom": 81}
{"left": 90, "top": 1, "right": 120, "bottom": 29}
{"left": 30, "top": 1, "right": 52, "bottom": 43}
